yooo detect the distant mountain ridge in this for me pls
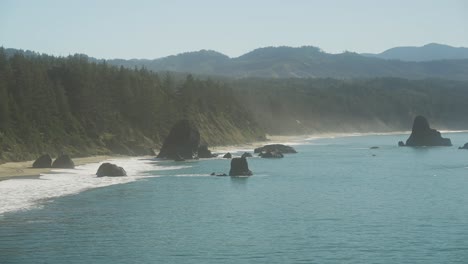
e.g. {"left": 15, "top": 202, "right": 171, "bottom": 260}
{"left": 104, "top": 45, "right": 468, "bottom": 80}
{"left": 362, "top": 43, "right": 468, "bottom": 61}
{"left": 5, "top": 44, "right": 468, "bottom": 80}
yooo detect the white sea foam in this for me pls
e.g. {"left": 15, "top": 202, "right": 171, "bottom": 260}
{"left": 0, "top": 157, "right": 181, "bottom": 215}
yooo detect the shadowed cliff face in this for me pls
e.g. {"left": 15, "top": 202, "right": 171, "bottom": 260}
{"left": 406, "top": 116, "right": 452, "bottom": 146}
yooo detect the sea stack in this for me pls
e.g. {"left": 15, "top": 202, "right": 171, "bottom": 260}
{"left": 229, "top": 157, "right": 252, "bottom": 176}
{"left": 96, "top": 163, "right": 127, "bottom": 177}
{"left": 404, "top": 116, "right": 452, "bottom": 146}
{"left": 32, "top": 154, "right": 52, "bottom": 168}
{"left": 52, "top": 155, "right": 75, "bottom": 169}
{"left": 157, "top": 120, "right": 201, "bottom": 160}
{"left": 459, "top": 143, "right": 468, "bottom": 149}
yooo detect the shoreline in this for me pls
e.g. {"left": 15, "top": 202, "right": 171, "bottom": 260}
{"left": 0, "top": 155, "right": 121, "bottom": 181}
{"left": 1, "top": 129, "right": 464, "bottom": 181}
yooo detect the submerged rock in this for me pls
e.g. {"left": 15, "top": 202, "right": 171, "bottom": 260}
{"left": 370, "top": 146, "right": 379, "bottom": 149}
{"left": 229, "top": 157, "right": 252, "bottom": 176}
{"left": 405, "top": 116, "right": 452, "bottom": 146}
{"left": 52, "top": 155, "right": 75, "bottom": 169}
{"left": 223, "top": 153, "right": 232, "bottom": 159}
{"left": 459, "top": 143, "right": 468, "bottom": 149}
{"left": 259, "top": 151, "right": 284, "bottom": 158}
{"left": 210, "top": 172, "right": 227, "bottom": 176}
{"left": 241, "top": 152, "right": 252, "bottom": 158}
{"left": 32, "top": 154, "right": 52, "bottom": 168}
{"left": 96, "top": 163, "right": 126, "bottom": 177}
{"left": 157, "top": 120, "right": 200, "bottom": 160}
{"left": 254, "top": 144, "right": 297, "bottom": 154}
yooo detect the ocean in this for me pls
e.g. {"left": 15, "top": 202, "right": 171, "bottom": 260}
{"left": 1, "top": 132, "right": 468, "bottom": 264}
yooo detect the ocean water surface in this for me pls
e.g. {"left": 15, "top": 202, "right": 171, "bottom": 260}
{"left": 1, "top": 133, "right": 468, "bottom": 263}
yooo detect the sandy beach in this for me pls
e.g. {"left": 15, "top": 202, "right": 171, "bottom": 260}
{"left": 0, "top": 155, "right": 116, "bottom": 181}
{"left": 0, "top": 134, "right": 307, "bottom": 181}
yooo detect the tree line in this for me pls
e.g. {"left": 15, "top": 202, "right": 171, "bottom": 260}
{"left": 1, "top": 48, "right": 468, "bottom": 162}
{"left": 0, "top": 48, "right": 263, "bottom": 162}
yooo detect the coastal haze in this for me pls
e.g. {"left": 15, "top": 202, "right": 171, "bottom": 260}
{"left": 1, "top": 1, "right": 468, "bottom": 264}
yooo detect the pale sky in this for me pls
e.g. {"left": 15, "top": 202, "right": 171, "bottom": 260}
{"left": 1, "top": 0, "right": 467, "bottom": 59}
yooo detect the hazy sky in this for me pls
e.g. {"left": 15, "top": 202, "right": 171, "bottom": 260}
{"left": 1, "top": 0, "right": 467, "bottom": 59}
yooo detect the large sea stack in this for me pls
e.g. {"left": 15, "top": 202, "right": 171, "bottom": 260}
{"left": 405, "top": 116, "right": 452, "bottom": 146}
{"left": 157, "top": 120, "right": 200, "bottom": 160}
{"left": 229, "top": 157, "right": 252, "bottom": 176}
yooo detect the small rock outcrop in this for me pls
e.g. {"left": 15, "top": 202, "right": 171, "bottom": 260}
{"left": 254, "top": 144, "right": 297, "bottom": 154}
{"left": 174, "top": 154, "right": 185, "bottom": 162}
{"left": 52, "top": 155, "right": 75, "bottom": 169}
{"left": 96, "top": 163, "right": 126, "bottom": 177}
{"left": 259, "top": 151, "right": 284, "bottom": 158}
{"left": 241, "top": 152, "right": 252, "bottom": 158}
{"left": 398, "top": 141, "right": 405, "bottom": 147}
{"left": 229, "top": 157, "right": 252, "bottom": 176}
{"left": 32, "top": 154, "right": 52, "bottom": 168}
{"left": 157, "top": 120, "right": 200, "bottom": 160}
{"left": 197, "top": 145, "right": 217, "bottom": 158}
{"left": 404, "top": 116, "right": 452, "bottom": 146}
{"left": 459, "top": 143, "right": 468, "bottom": 149}
{"left": 370, "top": 146, "right": 379, "bottom": 149}
{"left": 210, "top": 172, "right": 227, "bottom": 176}
{"left": 223, "top": 153, "right": 232, "bottom": 159}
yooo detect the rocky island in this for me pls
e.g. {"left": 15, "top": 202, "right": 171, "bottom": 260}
{"left": 402, "top": 116, "right": 452, "bottom": 146}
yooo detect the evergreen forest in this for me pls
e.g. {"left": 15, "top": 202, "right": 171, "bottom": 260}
{"left": 1, "top": 48, "right": 468, "bottom": 163}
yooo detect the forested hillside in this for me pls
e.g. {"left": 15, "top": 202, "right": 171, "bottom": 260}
{"left": 0, "top": 48, "right": 264, "bottom": 162}
{"left": 232, "top": 78, "right": 468, "bottom": 134}
{"left": 2, "top": 48, "right": 468, "bottom": 163}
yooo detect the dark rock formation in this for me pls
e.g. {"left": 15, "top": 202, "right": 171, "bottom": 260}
{"left": 405, "top": 116, "right": 452, "bottom": 146}
{"left": 223, "top": 153, "right": 232, "bottom": 159}
{"left": 197, "top": 145, "right": 217, "bottom": 158}
{"left": 254, "top": 144, "right": 297, "bottom": 154}
{"left": 370, "top": 146, "right": 379, "bottom": 149}
{"left": 459, "top": 143, "right": 468, "bottom": 149}
{"left": 210, "top": 172, "right": 227, "bottom": 176}
{"left": 241, "top": 152, "right": 252, "bottom": 158}
{"left": 96, "top": 163, "right": 126, "bottom": 177}
{"left": 52, "top": 155, "right": 75, "bottom": 169}
{"left": 32, "top": 154, "right": 52, "bottom": 168}
{"left": 259, "top": 151, "right": 284, "bottom": 158}
{"left": 157, "top": 120, "right": 200, "bottom": 160}
{"left": 229, "top": 157, "right": 252, "bottom": 176}
{"left": 398, "top": 141, "right": 405, "bottom": 147}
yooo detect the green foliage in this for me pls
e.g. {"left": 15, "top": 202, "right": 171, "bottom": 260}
{"left": 2, "top": 47, "right": 468, "bottom": 163}
{"left": 0, "top": 48, "right": 264, "bottom": 163}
